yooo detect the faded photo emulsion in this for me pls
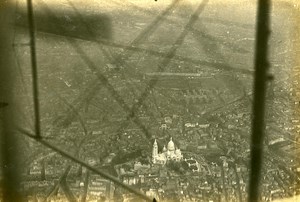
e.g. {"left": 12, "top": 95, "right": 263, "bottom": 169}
{"left": 1, "top": 0, "right": 300, "bottom": 201}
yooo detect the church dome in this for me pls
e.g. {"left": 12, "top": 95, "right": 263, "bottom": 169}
{"left": 167, "top": 137, "right": 175, "bottom": 151}
{"left": 175, "top": 148, "right": 181, "bottom": 155}
{"left": 162, "top": 145, "right": 167, "bottom": 152}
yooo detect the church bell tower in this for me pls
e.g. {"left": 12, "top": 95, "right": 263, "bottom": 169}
{"left": 152, "top": 139, "right": 158, "bottom": 163}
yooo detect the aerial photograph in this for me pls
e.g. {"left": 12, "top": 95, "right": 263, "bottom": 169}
{"left": 0, "top": 0, "right": 300, "bottom": 201}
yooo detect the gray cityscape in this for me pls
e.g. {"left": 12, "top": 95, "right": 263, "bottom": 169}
{"left": 1, "top": 0, "right": 300, "bottom": 201}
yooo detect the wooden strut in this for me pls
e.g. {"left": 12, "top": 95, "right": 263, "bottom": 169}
{"left": 248, "top": 0, "right": 271, "bottom": 201}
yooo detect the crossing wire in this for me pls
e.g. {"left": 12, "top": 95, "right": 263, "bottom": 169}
{"left": 127, "top": 0, "right": 209, "bottom": 128}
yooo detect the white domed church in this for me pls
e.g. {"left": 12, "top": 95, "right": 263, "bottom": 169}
{"left": 152, "top": 137, "right": 183, "bottom": 165}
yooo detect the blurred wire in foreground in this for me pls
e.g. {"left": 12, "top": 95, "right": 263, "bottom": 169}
{"left": 248, "top": 0, "right": 271, "bottom": 201}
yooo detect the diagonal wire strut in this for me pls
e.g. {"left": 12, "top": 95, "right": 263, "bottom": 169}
{"left": 18, "top": 127, "right": 154, "bottom": 202}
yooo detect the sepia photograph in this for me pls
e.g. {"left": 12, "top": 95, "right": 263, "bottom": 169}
{"left": 0, "top": 0, "right": 300, "bottom": 201}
